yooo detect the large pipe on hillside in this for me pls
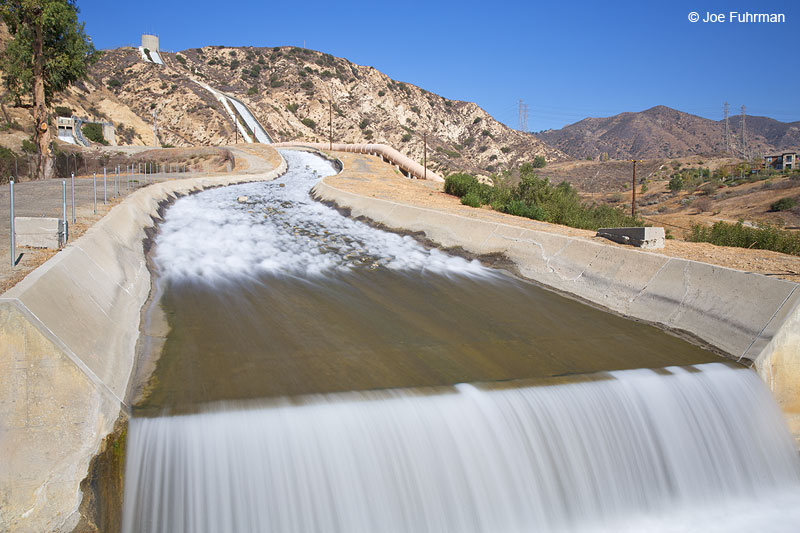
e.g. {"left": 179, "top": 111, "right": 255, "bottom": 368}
{"left": 273, "top": 142, "right": 445, "bottom": 183}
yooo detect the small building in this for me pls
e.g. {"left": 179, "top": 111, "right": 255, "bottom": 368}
{"left": 139, "top": 34, "right": 164, "bottom": 65}
{"left": 764, "top": 151, "right": 798, "bottom": 171}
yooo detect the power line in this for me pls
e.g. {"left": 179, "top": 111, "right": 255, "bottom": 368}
{"left": 518, "top": 99, "right": 528, "bottom": 132}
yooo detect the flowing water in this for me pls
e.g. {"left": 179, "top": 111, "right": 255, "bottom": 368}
{"left": 123, "top": 150, "right": 800, "bottom": 531}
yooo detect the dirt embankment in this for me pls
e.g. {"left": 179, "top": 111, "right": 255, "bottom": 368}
{"left": 325, "top": 152, "right": 800, "bottom": 283}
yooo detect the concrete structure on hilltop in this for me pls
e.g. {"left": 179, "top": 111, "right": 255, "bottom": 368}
{"left": 139, "top": 34, "right": 163, "bottom": 65}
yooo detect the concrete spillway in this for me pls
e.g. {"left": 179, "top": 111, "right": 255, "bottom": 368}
{"left": 123, "top": 364, "right": 800, "bottom": 532}
{"left": 193, "top": 80, "right": 272, "bottom": 143}
{"left": 124, "top": 149, "right": 800, "bottom": 531}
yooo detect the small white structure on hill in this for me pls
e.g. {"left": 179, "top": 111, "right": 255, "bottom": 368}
{"left": 139, "top": 34, "right": 164, "bottom": 65}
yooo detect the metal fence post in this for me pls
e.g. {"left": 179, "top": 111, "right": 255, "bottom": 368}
{"left": 10, "top": 179, "right": 15, "bottom": 267}
{"left": 62, "top": 180, "right": 68, "bottom": 244}
{"left": 103, "top": 168, "right": 107, "bottom": 204}
{"left": 93, "top": 172, "right": 97, "bottom": 214}
{"left": 71, "top": 172, "right": 75, "bottom": 224}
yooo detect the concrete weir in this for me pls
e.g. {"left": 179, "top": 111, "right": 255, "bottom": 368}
{"left": 0, "top": 152, "right": 287, "bottom": 531}
{"left": 310, "top": 177, "right": 800, "bottom": 434}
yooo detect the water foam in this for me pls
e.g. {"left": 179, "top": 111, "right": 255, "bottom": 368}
{"left": 123, "top": 364, "right": 800, "bottom": 532}
{"left": 154, "top": 149, "right": 489, "bottom": 282}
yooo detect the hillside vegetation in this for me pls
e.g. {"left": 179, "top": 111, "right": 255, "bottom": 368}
{"left": 57, "top": 45, "right": 563, "bottom": 176}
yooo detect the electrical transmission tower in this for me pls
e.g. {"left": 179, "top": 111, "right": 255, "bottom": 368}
{"left": 723, "top": 102, "right": 730, "bottom": 154}
{"left": 518, "top": 99, "right": 529, "bottom": 132}
{"left": 740, "top": 105, "right": 748, "bottom": 160}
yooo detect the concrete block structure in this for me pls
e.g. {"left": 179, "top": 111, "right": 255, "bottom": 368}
{"left": 14, "top": 217, "right": 65, "bottom": 249}
{"left": 141, "top": 34, "right": 159, "bottom": 52}
{"left": 596, "top": 227, "right": 665, "bottom": 249}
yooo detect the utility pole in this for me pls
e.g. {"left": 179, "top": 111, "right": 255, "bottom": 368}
{"left": 740, "top": 105, "right": 747, "bottom": 160}
{"left": 518, "top": 100, "right": 529, "bottom": 133}
{"left": 423, "top": 131, "right": 427, "bottom": 181}
{"left": 329, "top": 86, "right": 333, "bottom": 150}
{"left": 723, "top": 102, "right": 730, "bottom": 153}
{"left": 631, "top": 160, "right": 636, "bottom": 218}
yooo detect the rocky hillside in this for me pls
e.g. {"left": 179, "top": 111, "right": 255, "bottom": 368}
{"left": 57, "top": 45, "right": 564, "bottom": 176}
{"left": 535, "top": 105, "right": 800, "bottom": 160}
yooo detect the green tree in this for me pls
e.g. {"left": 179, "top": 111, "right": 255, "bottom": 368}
{"left": 668, "top": 174, "right": 684, "bottom": 192}
{"left": 532, "top": 155, "right": 546, "bottom": 168}
{"left": 1, "top": 0, "right": 96, "bottom": 179}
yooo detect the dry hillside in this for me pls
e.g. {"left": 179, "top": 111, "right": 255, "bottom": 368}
{"left": 61, "top": 45, "right": 564, "bottom": 176}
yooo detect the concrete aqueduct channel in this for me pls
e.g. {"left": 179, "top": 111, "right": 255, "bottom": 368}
{"left": 1, "top": 144, "right": 799, "bottom": 531}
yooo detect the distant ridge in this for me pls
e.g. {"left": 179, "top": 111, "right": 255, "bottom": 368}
{"left": 534, "top": 105, "right": 800, "bottom": 160}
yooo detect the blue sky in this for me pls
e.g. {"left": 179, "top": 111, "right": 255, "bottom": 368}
{"left": 78, "top": 0, "right": 798, "bottom": 131}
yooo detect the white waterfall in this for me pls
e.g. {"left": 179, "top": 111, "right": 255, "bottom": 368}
{"left": 122, "top": 363, "right": 800, "bottom": 532}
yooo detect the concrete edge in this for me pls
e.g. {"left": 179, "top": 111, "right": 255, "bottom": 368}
{"left": 0, "top": 150, "right": 288, "bottom": 531}
{"left": 310, "top": 177, "right": 800, "bottom": 418}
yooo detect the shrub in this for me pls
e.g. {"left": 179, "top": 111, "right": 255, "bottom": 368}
{"left": 668, "top": 174, "right": 684, "bottom": 192}
{"left": 472, "top": 117, "right": 482, "bottom": 124}
{"left": 378, "top": 90, "right": 385, "bottom": 97}
{"left": 229, "top": 59, "right": 240, "bottom": 70}
{"left": 0, "top": 146, "right": 17, "bottom": 183}
{"left": 401, "top": 133, "right": 411, "bottom": 142}
{"left": 770, "top": 197, "right": 797, "bottom": 212}
{"left": 411, "top": 105, "right": 420, "bottom": 114}
{"left": 301, "top": 118, "right": 316, "bottom": 129}
{"left": 445, "top": 168, "right": 643, "bottom": 231}
{"left": 359, "top": 118, "right": 369, "bottom": 129}
{"left": 435, "top": 147, "right": 461, "bottom": 159}
{"left": 494, "top": 198, "right": 544, "bottom": 220}
{"left": 21, "top": 138, "right": 37, "bottom": 153}
{"left": 687, "top": 221, "right": 800, "bottom": 256}
{"left": 176, "top": 54, "right": 187, "bottom": 65}
{"left": 286, "top": 103, "right": 299, "bottom": 114}
{"left": 107, "top": 78, "right": 121, "bottom": 88}
{"left": 444, "top": 173, "right": 480, "bottom": 197}
{"left": 461, "top": 192, "right": 482, "bottom": 207}
{"left": 247, "top": 86, "right": 258, "bottom": 96}
{"left": 500, "top": 147, "right": 510, "bottom": 154}
{"left": 54, "top": 106, "right": 72, "bottom": 117}
{"left": 532, "top": 155, "right": 546, "bottom": 168}
{"left": 300, "top": 80, "right": 314, "bottom": 90}
{"left": 82, "top": 123, "right": 108, "bottom": 145}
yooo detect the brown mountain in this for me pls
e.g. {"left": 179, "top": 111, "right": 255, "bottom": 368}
{"left": 53, "top": 45, "right": 564, "bottom": 176}
{"left": 534, "top": 105, "right": 800, "bottom": 160}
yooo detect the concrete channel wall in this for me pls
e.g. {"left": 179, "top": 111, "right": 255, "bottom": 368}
{"left": 0, "top": 156, "right": 287, "bottom": 532}
{"left": 311, "top": 179, "right": 800, "bottom": 424}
